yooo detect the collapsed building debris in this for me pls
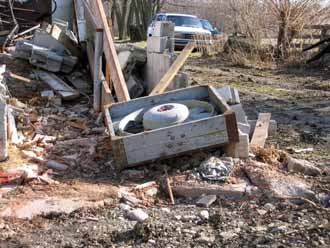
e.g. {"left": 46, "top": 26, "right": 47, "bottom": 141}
{"left": 0, "top": 2, "right": 328, "bottom": 244}
{"left": 105, "top": 85, "right": 240, "bottom": 169}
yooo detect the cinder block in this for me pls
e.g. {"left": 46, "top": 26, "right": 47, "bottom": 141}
{"left": 234, "top": 130, "right": 249, "bottom": 159}
{"left": 238, "top": 122, "right": 251, "bottom": 136}
{"left": 231, "top": 104, "right": 248, "bottom": 124}
{"left": 147, "top": 36, "right": 170, "bottom": 53}
{"left": 216, "top": 86, "right": 240, "bottom": 104}
{"left": 153, "top": 21, "right": 175, "bottom": 37}
{"left": 230, "top": 87, "right": 240, "bottom": 104}
{"left": 144, "top": 52, "right": 176, "bottom": 93}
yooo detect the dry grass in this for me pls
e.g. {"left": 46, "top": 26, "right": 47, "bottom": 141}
{"left": 193, "top": 34, "right": 228, "bottom": 57}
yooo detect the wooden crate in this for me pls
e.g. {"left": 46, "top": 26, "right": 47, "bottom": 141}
{"left": 105, "top": 85, "right": 239, "bottom": 169}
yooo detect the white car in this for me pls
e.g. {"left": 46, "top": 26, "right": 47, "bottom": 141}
{"left": 147, "top": 13, "right": 212, "bottom": 48}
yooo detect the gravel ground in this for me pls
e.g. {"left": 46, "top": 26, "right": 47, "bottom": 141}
{"left": 0, "top": 55, "right": 330, "bottom": 247}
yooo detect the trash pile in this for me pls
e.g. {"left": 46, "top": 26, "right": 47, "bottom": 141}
{"left": 0, "top": 0, "right": 328, "bottom": 229}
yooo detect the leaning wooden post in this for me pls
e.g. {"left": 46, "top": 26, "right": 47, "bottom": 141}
{"left": 93, "top": 30, "right": 104, "bottom": 112}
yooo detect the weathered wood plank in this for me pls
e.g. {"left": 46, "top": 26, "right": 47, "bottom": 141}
{"left": 149, "top": 42, "right": 195, "bottom": 96}
{"left": 123, "top": 115, "right": 228, "bottom": 165}
{"left": 93, "top": 30, "right": 103, "bottom": 112}
{"left": 82, "top": 0, "right": 102, "bottom": 31}
{"left": 102, "top": 80, "right": 113, "bottom": 109}
{"left": 208, "top": 86, "right": 231, "bottom": 114}
{"left": 92, "top": 0, "right": 130, "bottom": 102}
{"left": 250, "top": 113, "right": 271, "bottom": 148}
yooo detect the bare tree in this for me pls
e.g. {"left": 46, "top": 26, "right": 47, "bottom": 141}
{"left": 263, "top": 0, "right": 330, "bottom": 57}
{"left": 130, "top": 0, "right": 167, "bottom": 40}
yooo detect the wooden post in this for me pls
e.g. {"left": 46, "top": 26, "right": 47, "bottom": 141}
{"left": 92, "top": 0, "right": 131, "bottom": 102}
{"left": 93, "top": 30, "right": 103, "bottom": 112}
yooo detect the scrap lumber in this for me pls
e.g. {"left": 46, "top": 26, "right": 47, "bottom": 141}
{"left": 7, "top": 107, "right": 18, "bottom": 145}
{"left": 250, "top": 113, "right": 271, "bottom": 148}
{"left": 149, "top": 42, "right": 195, "bottom": 96}
{"left": 36, "top": 71, "right": 80, "bottom": 100}
{"left": 91, "top": 0, "right": 130, "bottom": 102}
{"left": 164, "top": 167, "right": 175, "bottom": 205}
{"left": 93, "top": 30, "right": 104, "bottom": 111}
{"left": 7, "top": 72, "right": 32, "bottom": 84}
{"left": 102, "top": 80, "right": 113, "bottom": 109}
{"left": 73, "top": 0, "right": 87, "bottom": 43}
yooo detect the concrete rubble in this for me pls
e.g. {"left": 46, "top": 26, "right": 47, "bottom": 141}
{"left": 0, "top": 2, "right": 328, "bottom": 247}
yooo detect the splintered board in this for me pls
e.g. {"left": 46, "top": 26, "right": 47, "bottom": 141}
{"left": 250, "top": 113, "right": 271, "bottom": 148}
{"left": 105, "top": 85, "right": 239, "bottom": 169}
{"left": 37, "top": 71, "right": 79, "bottom": 100}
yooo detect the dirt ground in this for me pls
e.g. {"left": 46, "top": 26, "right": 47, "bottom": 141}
{"left": 0, "top": 54, "right": 330, "bottom": 248}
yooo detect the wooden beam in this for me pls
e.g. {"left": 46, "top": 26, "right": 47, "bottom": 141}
{"left": 83, "top": 0, "right": 102, "bottom": 31}
{"left": 93, "top": 30, "right": 103, "bottom": 112}
{"left": 250, "top": 113, "right": 271, "bottom": 148}
{"left": 102, "top": 80, "right": 113, "bottom": 110}
{"left": 149, "top": 42, "right": 195, "bottom": 96}
{"left": 92, "top": 0, "right": 130, "bottom": 102}
{"left": 7, "top": 72, "right": 32, "bottom": 84}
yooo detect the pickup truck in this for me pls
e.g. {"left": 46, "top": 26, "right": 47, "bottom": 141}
{"left": 147, "top": 13, "right": 212, "bottom": 48}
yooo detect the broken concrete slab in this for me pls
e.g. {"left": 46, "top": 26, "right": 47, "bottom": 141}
{"left": 169, "top": 72, "right": 189, "bottom": 91}
{"left": 238, "top": 122, "right": 251, "bottom": 136}
{"left": 144, "top": 52, "right": 176, "bottom": 93}
{"left": 231, "top": 104, "right": 248, "bottom": 124}
{"left": 46, "top": 24, "right": 80, "bottom": 57}
{"left": 216, "top": 86, "right": 240, "bottom": 105}
{"left": 234, "top": 130, "right": 250, "bottom": 159}
{"left": 30, "top": 48, "right": 63, "bottom": 72}
{"left": 126, "top": 74, "right": 145, "bottom": 99}
{"left": 173, "top": 183, "right": 259, "bottom": 200}
{"left": 115, "top": 43, "right": 147, "bottom": 66}
{"left": 152, "top": 21, "right": 175, "bottom": 38}
{"left": 196, "top": 195, "right": 217, "bottom": 207}
{"left": 147, "top": 36, "right": 170, "bottom": 53}
{"left": 126, "top": 208, "right": 149, "bottom": 222}
{"left": 65, "top": 71, "right": 92, "bottom": 94}
{"left": 13, "top": 41, "right": 77, "bottom": 73}
{"left": 30, "top": 48, "right": 77, "bottom": 73}
{"left": 244, "top": 161, "right": 316, "bottom": 200}
{"left": 287, "top": 157, "right": 321, "bottom": 176}
{"left": 36, "top": 71, "right": 79, "bottom": 100}
{"left": 0, "top": 197, "right": 104, "bottom": 219}
{"left": 32, "top": 29, "right": 70, "bottom": 56}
